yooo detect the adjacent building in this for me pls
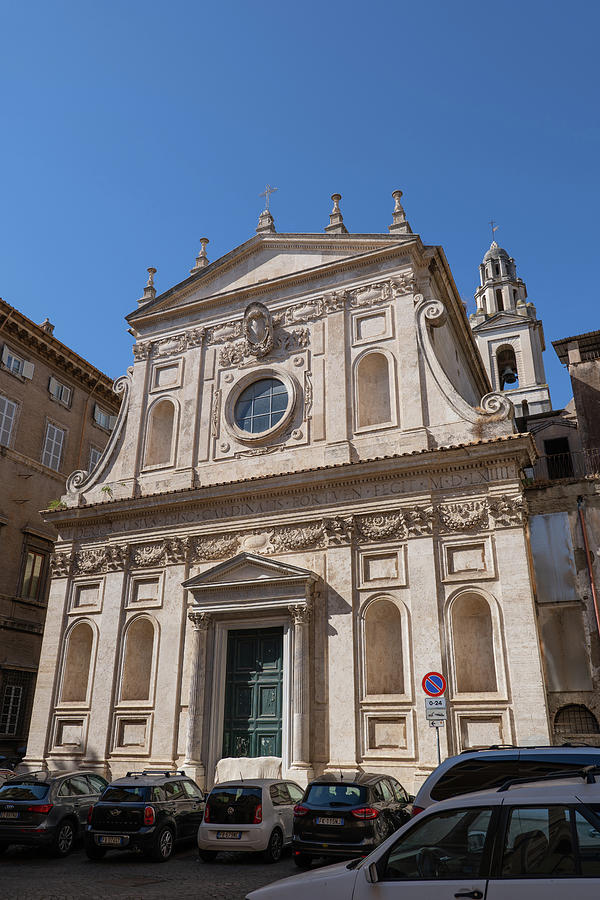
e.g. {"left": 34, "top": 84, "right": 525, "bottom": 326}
{"left": 522, "top": 330, "right": 600, "bottom": 746}
{"left": 24, "top": 194, "right": 553, "bottom": 791}
{"left": 0, "top": 299, "right": 119, "bottom": 760}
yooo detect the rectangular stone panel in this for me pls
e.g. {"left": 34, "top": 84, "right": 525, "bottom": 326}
{"left": 448, "top": 543, "right": 486, "bottom": 574}
{"left": 74, "top": 583, "right": 100, "bottom": 607}
{"left": 117, "top": 718, "right": 147, "bottom": 748}
{"left": 367, "top": 716, "right": 407, "bottom": 750}
{"left": 132, "top": 577, "right": 159, "bottom": 603}
{"left": 57, "top": 719, "right": 84, "bottom": 747}
{"left": 459, "top": 715, "right": 504, "bottom": 750}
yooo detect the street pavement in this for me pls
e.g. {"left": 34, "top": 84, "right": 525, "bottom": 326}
{"left": 0, "top": 842, "right": 301, "bottom": 900}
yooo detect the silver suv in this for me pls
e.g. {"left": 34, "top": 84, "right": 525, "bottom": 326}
{"left": 413, "top": 744, "right": 600, "bottom": 814}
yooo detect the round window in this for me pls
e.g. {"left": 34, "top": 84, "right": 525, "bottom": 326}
{"left": 233, "top": 377, "right": 289, "bottom": 434}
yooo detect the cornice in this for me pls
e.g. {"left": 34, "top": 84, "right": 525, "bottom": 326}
{"left": 45, "top": 434, "right": 536, "bottom": 530}
{"left": 0, "top": 301, "right": 118, "bottom": 405}
{"left": 128, "top": 239, "right": 423, "bottom": 329}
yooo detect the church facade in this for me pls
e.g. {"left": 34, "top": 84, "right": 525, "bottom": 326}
{"left": 24, "top": 194, "right": 550, "bottom": 790}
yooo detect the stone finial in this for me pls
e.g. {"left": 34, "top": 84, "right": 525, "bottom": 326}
{"left": 325, "top": 193, "right": 348, "bottom": 234}
{"left": 138, "top": 267, "right": 157, "bottom": 305}
{"left": 40, "top": 317, "right": 55, "bottom": 335}
{"left": 388, "top": 189, "right": 412, "bottom": 235}
{"left": 190, "top": 238, "right": 210, "bottom": 274}
{"left": 256, "top": 208, "right": 276, "bottom": 234}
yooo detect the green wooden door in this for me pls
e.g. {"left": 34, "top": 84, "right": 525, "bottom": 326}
{"left": 222, "top": 627, "right": 283, "bottom": 759}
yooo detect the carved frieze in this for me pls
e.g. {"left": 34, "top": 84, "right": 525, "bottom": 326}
{"left": 192, "top": 534, "right": 240, "bottom": 561}
{"left": 322, "top": 515, "right": 355, "bottom": 545}
{"left": 304, "top": 371, "right": 313, "bottom": 420}
{"left": 270, "top": 524, "right": 325, "bottom": 553}
{"left": 488, "top": 495, "right": 524, "bottom": 527}
{"left": 133, "top": 328, "right": 205, "bottom": 362}
{"left": 404, "top": 505, "right": 434, "bottom": 537}
{"left": 131, "top": 537, "right": 189, "bottom": 568}
{"left": 105, "top": 544, "right": 128, "bottom": 571}
{"left": 50, "top": 552, "right": 73, "bottom": 578}
{"left": 74, "top": 548, "right": 106, "bottom": 575}
{"left": 357, "top": 512, "right": 407, "bottom": 542}
{"left": 438, "top": 500, "right": 488, "bottom": 532}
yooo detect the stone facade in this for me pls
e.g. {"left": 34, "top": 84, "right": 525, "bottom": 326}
{"left": 0, "top": 299, "right": 119, "bottom": 759}
{"left": 24, "top": 196, "right": 551, "bottom": 790}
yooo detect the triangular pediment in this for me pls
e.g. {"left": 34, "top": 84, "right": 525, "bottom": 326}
{"left": 129, "top": 232, "right": 415, "bottom": 322}
{"left": 472, "top": 312, "right": 532, "bottom": 333}
{"left": 182, "top": 552, "right": 316, "bottom": 589}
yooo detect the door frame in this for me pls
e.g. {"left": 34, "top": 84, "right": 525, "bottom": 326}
{"left": 207, "top": 616, "right": 292, "bottom": 787}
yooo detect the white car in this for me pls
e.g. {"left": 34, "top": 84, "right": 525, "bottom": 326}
{"left": 198, "top": 778, "right": 304, "bottom": 863}
{"left": 247, "top": 771, "right": 600, "bottom": 898}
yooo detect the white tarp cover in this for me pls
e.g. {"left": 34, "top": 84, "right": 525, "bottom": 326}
{"left": 215, "top": 756, "right": 282, "bottom": 784}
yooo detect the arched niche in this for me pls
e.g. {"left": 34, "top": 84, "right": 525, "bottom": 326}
{"left": 355, "top": 351, "right": 393, "bottom": 430}
{"left": 60, "top": 621, "right": 94, "bottom": 703}
{"left": 451, "top": 592, "right": 498, "bottom": 693}
{"left": 120, "top": 616, "right": 156, "bottom": 702}
{"left": 496, "top": 344, "right": 519, "bottom": 391}
{"left": 363, "top": 597, "right": 404, "bottom": 695}
{"left": 144, "top": 398, "right": 176, "bottom": 468}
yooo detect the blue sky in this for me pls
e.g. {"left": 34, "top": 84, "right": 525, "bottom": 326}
{"left": 1, "top": 0, "right": 598, "bottom": 408}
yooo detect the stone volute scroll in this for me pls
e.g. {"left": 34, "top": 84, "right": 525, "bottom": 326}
{"left": 64, "top": 368, "right": 133, "bottom": 504}
{"left": 414, "top": 294, "right": 513, "bottom": 432}
{"left": 242, "top": 302, "right": 275, "bottom": 358}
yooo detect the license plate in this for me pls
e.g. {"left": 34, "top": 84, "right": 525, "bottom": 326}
{"left": 99, "top": 835, "right": 125, "bottom": 845}
{"left": 216, "top": 831, "right": 242, "bottom": 840}
{"left": 316, "top": 817, "right": 343, "bottom": 826}
{"left": 0, "top": 812, "right": 18, "bottom": 819}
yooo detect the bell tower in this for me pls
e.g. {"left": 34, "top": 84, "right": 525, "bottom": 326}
{"left": 470, "top": 240, "right": 551, "bottom": 416}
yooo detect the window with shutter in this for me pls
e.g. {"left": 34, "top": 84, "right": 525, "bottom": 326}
{"left": 89, "top": 446, "right": 102, "bottom": 471}
{"left": 94, "top": 404, "right": 115, "bottom": 430}
{"left": 42, "top": 422, "right": 65, "bottom": 470}
{"left": 0, "top": 395, "right": 17, "bottom": 446}
{"left": 48, "top": 376, "right": 72, "bottom": 406}
{"left": 1, "top": 345, "right": 29, "bottom": 377}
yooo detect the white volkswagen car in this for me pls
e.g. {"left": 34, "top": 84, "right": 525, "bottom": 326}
{"left": 247, "top": 772, "right": 600, "bottom": 898}
{"left": 198, "top": 778, "right": 304, "bottom": 863}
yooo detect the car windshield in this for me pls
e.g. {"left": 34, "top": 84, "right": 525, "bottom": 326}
{"left": 209, "top": 786, "right": 262, "bottom": 806}
{"left": 305, "top": 784, "right": 367, "bottom": 807}
{"left": 0, "top": 783, "right": 50, "bottom": 801}
{"left": 101, "top": 786, "right": 150, "bottom": 803}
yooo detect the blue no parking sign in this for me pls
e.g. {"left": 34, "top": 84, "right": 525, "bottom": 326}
{"left": 422, "top": 671, "right": 447, "bottom": 697}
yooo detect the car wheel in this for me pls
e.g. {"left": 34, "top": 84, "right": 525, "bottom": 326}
{"left": 52, "top": 820, "right": 76, "bottom": 857}
{"left": 263, "top": 828, "right": 283, "bottom": 863}
{"left": 85, "top": 844, "right": 107, "bottom": 861}
{"left": 294, "top": 853, "right": 312, "bottom": 868}
{"left": 148, "top": 825, "right": 175, "bottom": 863}
{"left": 199, "top": 849, "right": 218, "bottom": 862}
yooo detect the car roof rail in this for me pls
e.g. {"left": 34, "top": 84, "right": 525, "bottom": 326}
{"left": 497, "top": 764, "right": 600, "bottom": 792}
{"left": 459, "top": 744, "right": 518, "bottom": 754}
{"left": 124, "top": 769, "right": 187, "bottom": 778}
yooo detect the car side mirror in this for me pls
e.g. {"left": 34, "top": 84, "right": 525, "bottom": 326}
{"left": 407, "top": 794, "right": 415, "bottom": 804}
{"left": 365, "top": 862, "right": 380, "bottom": 884}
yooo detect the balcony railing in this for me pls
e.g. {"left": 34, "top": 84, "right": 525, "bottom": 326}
{"left": 527, "top": 448, "right": 600, "bottom": 483}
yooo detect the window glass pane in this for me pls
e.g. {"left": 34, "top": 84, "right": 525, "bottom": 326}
{"left": 0, "top": 396, "right": 17, "bottom": 446}
{"left": 384, "top": 807, "right": 493, "bottom": 880}
{"left": 22, "top": 550, "right": 44, "bottom": 600}
{"left": 182, "top": 781, "right": 203, "bottom": 799}
{"left": 0, "top": 782, "right": 48, "bottom": 800}
{"left": 0, "top": 685, "right": 23, "bottom": 735}
{"left": 574, "top": 808, "right": 600, "bottom": 876}
{"left": 87, "top": 775, "right": 108, "bottom": 794}
{"left": 89, "top": 447, "right": 102, "bottom": 471}
{"left": 42, "top": 423, "right": 65, "bottom": 470}
{"left": 287, "top": 783, "right": 304, "bottom": 803}
{"left": 163, "top": 781, "right": 184, "bottom": 800}
{"left": 501, "top": 806, "right": 575, "bottom": 877}
{"left": 234, "top": 378, "right": 288, "bottom": 434}
{"left": 69, "top": 775, "right": 90, "bottom": 795}
{"left": 380, "top": 779, "right": 394, "bottom": 802}
{"left": 101, "top": 786, "right": 150, "bottom": 803}
{"left": 304, "top": 784, "right": 367, "bottom": 806}
{"left": 430, "top": 760, "right": 521, "bottom": 801}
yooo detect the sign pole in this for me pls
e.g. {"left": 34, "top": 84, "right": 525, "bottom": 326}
{"left": 436, "top": 721, "right": 441, "bottom": 766}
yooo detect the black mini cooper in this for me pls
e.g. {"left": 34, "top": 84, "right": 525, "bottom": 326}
{"left": 85, "top": 770, "right": 205, "bottom": 862}
{"left": 292, "top": 772, "right": 413, "bottom": 867}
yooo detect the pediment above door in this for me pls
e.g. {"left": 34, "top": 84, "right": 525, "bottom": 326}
{"left": 182, "top": 552, "right": 318, "bottom": 614}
